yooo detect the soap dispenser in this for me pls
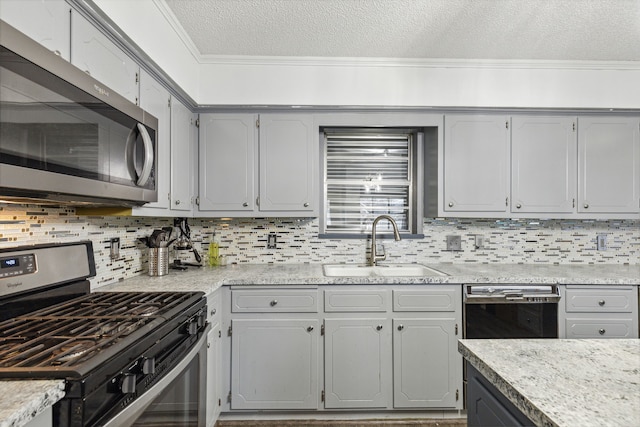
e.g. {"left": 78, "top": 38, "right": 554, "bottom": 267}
{"left": 208, "top": 232, "right": 220, "bottom": 266}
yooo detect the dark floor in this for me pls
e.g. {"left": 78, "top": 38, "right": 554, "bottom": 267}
{"left": 218, "top": 418, "right": 467, "bottom": 427}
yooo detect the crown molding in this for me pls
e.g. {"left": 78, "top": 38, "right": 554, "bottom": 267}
{"left": 198, "top": 55, "right": 640, "bottom": 71}
{"left": 152, "top": 0, "right": 201, "bottom": 62}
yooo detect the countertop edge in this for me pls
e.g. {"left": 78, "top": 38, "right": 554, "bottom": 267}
{"left": 458, "top": 340, "right": 556, "bottom": 427}
{"left": 0, "top": 380, "right": 65, "bottom": 427}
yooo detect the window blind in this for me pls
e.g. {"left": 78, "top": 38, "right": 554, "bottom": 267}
{"left": 324, "top": 131, "right": 413, "bottom": 233}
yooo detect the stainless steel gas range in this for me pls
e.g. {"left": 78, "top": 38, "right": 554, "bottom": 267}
{"left": 0, "top": 241, "right": 209, "bottom": 427}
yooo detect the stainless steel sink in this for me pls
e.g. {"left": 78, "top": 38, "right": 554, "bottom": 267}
{"left": 322, "top": 264, "right": 448, "bottom": 277}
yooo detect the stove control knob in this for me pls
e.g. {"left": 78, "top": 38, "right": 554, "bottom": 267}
{"left": 120, "top": 373, "right": 136, "bottom": 394}
{"left": 142, "top": 357, "right": 155, "bottom": 375}
{"left": 187, "top": 320, "right": 198, "bottom": 335}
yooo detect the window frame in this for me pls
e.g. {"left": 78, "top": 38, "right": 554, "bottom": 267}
{"left": 319, "top": 127, "right": 424, "bottom": 238}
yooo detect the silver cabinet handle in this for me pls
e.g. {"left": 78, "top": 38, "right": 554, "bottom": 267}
{"left": 599, "top": 328, "right": 606, "bottom": 335}
{"left": 397, "top": 324, "right": 404, "bottom": 331}
{"left": 175, "top": 200, "right": 181, "bottom": 205}
{"left": 307, "top": 326, "right": 314, "bottom": 332}
{"left": 516, "top": 203, "right": 522, "bottom": 209}
{"left": 53, "top": 50, "right": 61, "bottom": 56}
{"left": 210, "top": 308, "right": 216, "bottom": 316}
{"left": 598, "top": 300, "right": 605, "bottom": 306}
{"left": 243, "top": 202, "right": 248, "bottom": 207}
{"left": 270, "top": 300, "right": 278, "bottom": 306}
{"left": 584, "top": 203, "right": 589, "bottom": 209}
{"left": 376, "top": 325, "right": 383, "bottom": 331}
{"left": 448, "top": 202, "right": 454, "bottom": 207}
{"left": 303, "top": 202, "right": 309, "bottom": 207}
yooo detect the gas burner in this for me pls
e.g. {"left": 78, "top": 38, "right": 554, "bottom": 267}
{"left": 53, "top": 339, "right": 97, "bottom": 365}
{"left": 99, "top": 320, "right": 142, "bottom": 337}
{"left": 131, "top": 305, "right": 160, "bottom": 317}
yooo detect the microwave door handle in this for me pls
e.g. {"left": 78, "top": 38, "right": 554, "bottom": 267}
{"left": 135, "top": 123, "right": 154, "bottom": 186}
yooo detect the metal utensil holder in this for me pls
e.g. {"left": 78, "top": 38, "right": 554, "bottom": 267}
{"left": 148, "top": 247, "right": 169, "bottom": 276}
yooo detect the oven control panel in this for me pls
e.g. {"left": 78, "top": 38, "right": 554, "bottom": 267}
{"left": 0, "top": 254, "right": 36, "bottom": 278}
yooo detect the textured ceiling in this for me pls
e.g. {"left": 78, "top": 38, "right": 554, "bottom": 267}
{"left": 162, "top": 0, "right": 640, "bottom": 61}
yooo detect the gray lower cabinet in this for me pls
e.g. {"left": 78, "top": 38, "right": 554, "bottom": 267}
{"left": 559, "top": 285, "right": 639, "bottom": 338}
{"left": 466, "top": 364, "right": 534, "bottom": 427}
{"left": 393, "top": 317, "right": 459, "bottom": 408}
{"left": 226, "top": 285, "right": 462, "bottom": 413}
{"left": 230, "top": 318, "right": 319, "bottom": 410}
{"left": 324, "top": 318, "right": 392, "bottom": 408}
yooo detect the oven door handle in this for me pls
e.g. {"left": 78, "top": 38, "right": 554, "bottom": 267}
{"left": 102, "top": 326, "right": 210, "bottom": 427}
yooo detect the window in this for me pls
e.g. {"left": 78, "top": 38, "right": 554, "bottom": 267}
{"left": 320, "top": 128, "right": 423, "bottom": 236}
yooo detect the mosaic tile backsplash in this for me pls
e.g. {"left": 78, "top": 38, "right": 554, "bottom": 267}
{"left": 1, "top": 203, "right": 638, "bottom": 289}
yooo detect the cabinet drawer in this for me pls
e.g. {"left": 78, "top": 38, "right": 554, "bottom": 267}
{"left": 565, "top": 318, "right": 634, "bottom": 338}
{"left": 565, "top": 288, "right": 635, "bottom": 313}
{"left": 393, "top": 288, "right": 457, "bottom": 312}
{"left": 232, "top": 289, "right": 318, "bottom": 313}
{"left": 324, "top": 289, "right": 389, "bottom": 312}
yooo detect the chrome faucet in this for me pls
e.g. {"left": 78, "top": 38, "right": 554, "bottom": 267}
{"left": 369, "top": 215, "right": 401, "bottom": 266}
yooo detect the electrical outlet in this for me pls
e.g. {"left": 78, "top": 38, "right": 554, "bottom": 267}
{"left": 446, "top": 235, "right": 462, "bottom": 251}
{"left": 597, "top": 234, "right": 607, "bottom": 251}
{"left": 267, "top": 233, "right": 277, "bottom": 249}
{"left": 110, "top": 237, "right": 120, "bottom": 259}
{"left": 474, "top": 235, "right": 485, "bottom": 249}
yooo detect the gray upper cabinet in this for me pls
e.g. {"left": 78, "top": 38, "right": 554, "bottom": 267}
{"left": 258, "top": 114, "right": 316, "bottom": 212}
{"left": 443, "top": 115, "right": 510, "bottom": 214}
{"left": 70, "top": 10, "right": 139, "bottom": 105}
{"left": 511, "top": 116, "right": 577, "bottom": 214}
{"left": 134, "top": 70, "right": 171, "bottom": 211}
{"left": 198, "top": 114, "right": 257, "bottom": 212}
{"left": 578, "top": 117, "right": 640, "bottom": 214}
{"left": 170, "top": 99, "right": 196, "bottom": 212}
{"left": 0, "top": 0, "right": 71, "bottom": 60}
{"left": 198, "top": 113, "right": 317, "bottom": 216}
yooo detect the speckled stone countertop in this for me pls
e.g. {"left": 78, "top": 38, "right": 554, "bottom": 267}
{"left": 96, "top": 263, "right": 640, "bottom": 293}
{"left": 0, "top": 380, "right": 65, "bottom": 427}
{"left": 3, "top": 263, "right": 638, "bottom": 427}
{"left": 458, "top": 339, "right": 640, "bottom": 427}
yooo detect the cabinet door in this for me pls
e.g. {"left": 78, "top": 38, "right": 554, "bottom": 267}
{"left": 324, "top": 318, "right": 392, "bottom": 409}
{"left": 259, "top": 114, "right": 316, "bottom": 212}
{"left": 231, "top": 319, "right": 319, "bottom": 410}
{"left": 136, "top": 70, "right": 170, "bottom": 210}
{"left": 199, "top": 114, "right": 257, "bottom": 211}
{"left": 0, "top": 0, "right": 71, "bottom": 60}
{"left": 443, "top": 115, "right": 510, "bottom": 213}
{"left": 70, "top": 10, "right": 139, "bottom": 104}
{"left": 206, "top": 322, "right": 222, "bottom": 427}
{"left": 393, "top": 318, "right": 461, "bottom": 408}
{"left": 578, "top": 117, "right": 640, "bottom": 214}
{"left": 170, "top": 99, "right": 194, "bottom": 211}
{"left": 511, "top": 116, "right": 577, "bottom": 213}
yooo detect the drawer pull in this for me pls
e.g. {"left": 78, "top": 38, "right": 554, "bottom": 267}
{"left": 598, "top": 300, "right": 605, "bottom": 306}
{"left": 307, "top": 326, "right": 314, "bottom": 332}
{"left": 270, "top": 299, "right": 278, "bottom": 307}
{"left": 210, "top": 308, "right": 216, "bottom": 316}
{"left": 397, "top": 324, "right": 404, "bottom": 331}
{"left": 599, "top": 328, "right": 606, "bottom": 335}
{"left": 376, "top": 325, "right": 383, "bottom": 331}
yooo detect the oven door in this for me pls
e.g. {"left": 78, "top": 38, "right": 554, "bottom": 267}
{"left": 104, "top": 328, "right": 209, "bottom": 427}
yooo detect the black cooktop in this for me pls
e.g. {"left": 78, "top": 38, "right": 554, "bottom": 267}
{"left": 0, "top": 291, "right": 204, "bottom": 378}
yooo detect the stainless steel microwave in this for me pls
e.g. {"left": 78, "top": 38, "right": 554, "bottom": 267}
{"left": 0, "top": 20, "right": 158, "bottom": 206}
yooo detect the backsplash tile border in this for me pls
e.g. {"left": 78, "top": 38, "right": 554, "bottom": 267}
{"left": 1, "top": 203, "right": 638, "bottom": 289}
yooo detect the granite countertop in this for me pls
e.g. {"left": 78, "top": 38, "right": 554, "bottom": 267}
{"left": 0, "top": 380, "right": 65, "bottom": 427}
{"left": 97, "top": 263, "right": 640, "bottom": 294}
{"left": 458, "top": 339, "right": 640, "bottom": 427}
{"left": 3, "top": 263, "right": 639, "bottom": 427}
